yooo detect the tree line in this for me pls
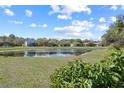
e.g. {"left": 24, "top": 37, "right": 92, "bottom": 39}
{"left": 0, "top": 34, "right": 100, "bottom": 47}
{"left": 102, "top": 14, "right": 124, "bottom": 49}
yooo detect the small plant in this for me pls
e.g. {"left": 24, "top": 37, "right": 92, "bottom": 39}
{"left": 50, "top": 49, "right": 124, "bottom": 88}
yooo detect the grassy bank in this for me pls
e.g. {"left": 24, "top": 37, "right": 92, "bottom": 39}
{"left": 78, "top": 48, "right": 109, "bottom": 63}
{"left": 0, "top": 57, "right": 71, "bottom": 87}
{"left": 0, "top": 48, "right": 108, "bottom": 87}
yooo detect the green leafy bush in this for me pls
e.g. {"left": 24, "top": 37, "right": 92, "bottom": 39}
{"left": 50, "top": 50, "right": 124, "bottom": 88}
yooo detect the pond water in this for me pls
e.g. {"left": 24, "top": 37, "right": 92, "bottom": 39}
{"left": 0, "top": 48, "right": 93, "bottom": 58}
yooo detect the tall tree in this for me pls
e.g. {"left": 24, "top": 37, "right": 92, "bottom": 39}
{"left": 102, "top": 14, "right": 124, "bottom": 47}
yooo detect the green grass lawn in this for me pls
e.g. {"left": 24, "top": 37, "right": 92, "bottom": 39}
{"left": 78, "top": 48, "right": 109, "bottom": 63}
{"left": 0, "top": 57, "right": 71, "bottom": 87}
{"left": 0, "top": 47, "right": 108, "bottom": 87}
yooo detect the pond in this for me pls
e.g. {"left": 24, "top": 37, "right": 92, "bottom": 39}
{"left": 0, "top": 48, "right": 94, "bottom": 58}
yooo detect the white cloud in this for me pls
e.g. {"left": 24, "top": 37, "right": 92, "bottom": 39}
{"left": 57, "top": 14, "right": 71, "bottom": 20}
{"left": 54, "top": 20, "right": 94, "bottom": 38}
{"left": 49, "top": 5, "right": 60, "bottom": 15}
{"left": 72, "top": 20, "right": 94, "bottom": 30}
{"left": 29, "top": 23, "right": 37, "bottom": 28}
{"left": 8, "top": 20, "right": 23, "bottom": 25}
{"left": 49, "top": 5, "right": 91, "bottom": 20}
{"left": 55, "top": 20, "right": 94, "bottom": 33}
{"left": 66, "top": 32, "right": 93, "bottom": 38}
{"left": 110, "top": 5, "right": 118, "bottom": 10}
{"left": 42, "top": 24, "right": 48, "bottom": 28}
{"left": 90, "top": 18, "right": 94, "bottom": 20}
{"left": 99, "top": 17, "right": 106, "bottom": 23}
{"left": 96, "top": 24, "right": 108, "bottom": 31}
{"left": 61, "top": 5, "right": 91, "bottom": 15}
{"left": 29, "top": 23, "right": 47, "bottom": 28}
{"left": 110, "top": 16, "right": 116, "bottom": 22}
{"left": 4, "top": 9, "right": 14, "bottom": 16}
{"left": 54, "top": 26, "right": 83, "bottom": 33}
{"left": 25, "top": 9, "right": 32, "bottom": 17}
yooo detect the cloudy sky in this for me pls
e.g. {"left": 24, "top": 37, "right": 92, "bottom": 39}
{"left": 0, "top": 5, "right": 123, "bottom": 40}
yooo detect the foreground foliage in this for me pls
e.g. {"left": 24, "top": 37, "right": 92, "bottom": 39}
{"left": 50, "top": 49, "right": 124, "bottom": 88}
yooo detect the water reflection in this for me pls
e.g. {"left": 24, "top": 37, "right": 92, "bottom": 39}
{"left": 0, "top": 49, "right": 92, "bottom": 58}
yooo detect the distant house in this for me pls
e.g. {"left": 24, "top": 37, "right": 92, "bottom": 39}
{"left": 59, "top": 42, "right": 71, "bottom": 47}
{"left": 47, "top": 42, "right": 58, "bottom": 47}
{"left": 83, "top": 41, "right": 101, "bottom": 47}
{"left": 71, "top": 42, "right": 82, "bottom": 47}
{"left": 83, "top": 42, "right": 89, "bottom": 46}
{"left": 70, "top": 44, "right": 73, "bottom": 47}
{"left": 24, "top": 41, "right": 28, "bottom": 46}
{"left": 94, "top": 41, "right": 102, "bottom": 47}
{"left": 24, "top": 39, "right": 37, "bottom": 46}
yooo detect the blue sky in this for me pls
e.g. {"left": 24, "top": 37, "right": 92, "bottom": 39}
{"left": 0, "top": 5, "right": 123, "bottom": 40}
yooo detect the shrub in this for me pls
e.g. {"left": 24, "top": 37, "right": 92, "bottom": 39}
{"left": 50, "top": 50, "right": 124, "bottom": 88}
